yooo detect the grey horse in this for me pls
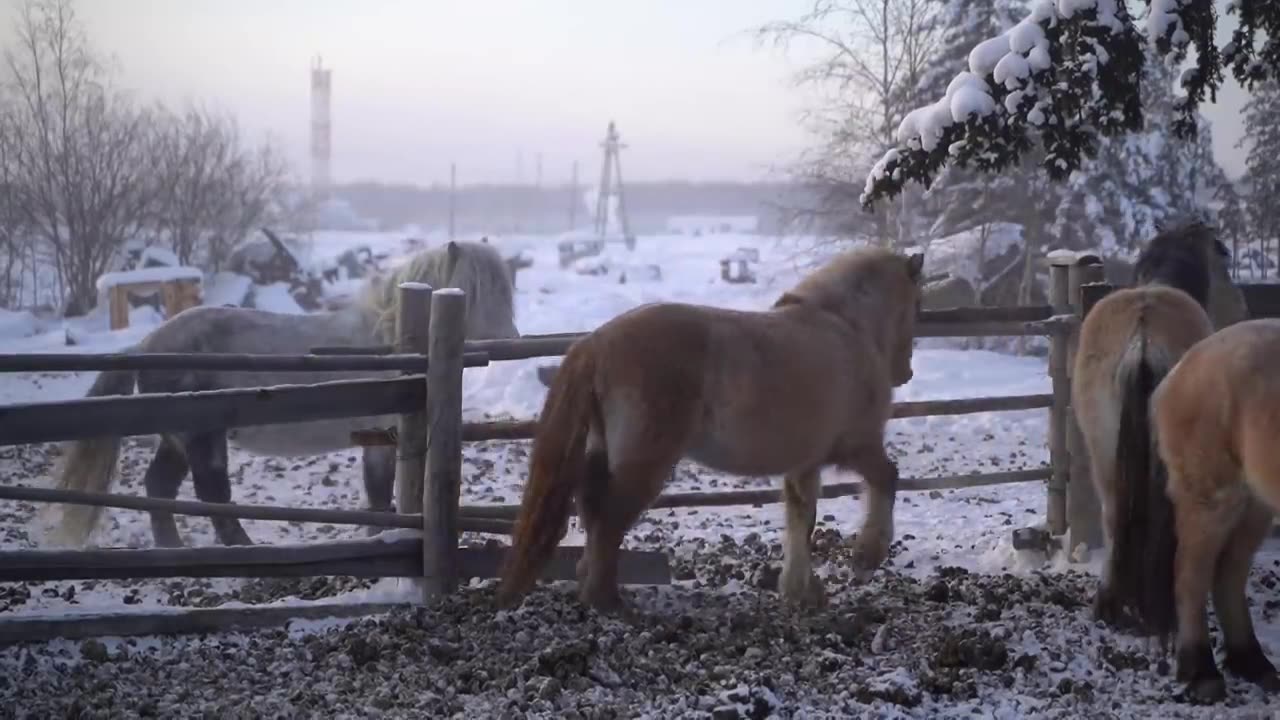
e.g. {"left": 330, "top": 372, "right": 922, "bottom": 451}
{"left": 47, "top": 240, "right": 519, "bottom": 548}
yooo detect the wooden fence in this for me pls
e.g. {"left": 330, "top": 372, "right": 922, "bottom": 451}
{"left": 5, "top": 261, "right": 1276, "bottom": 642}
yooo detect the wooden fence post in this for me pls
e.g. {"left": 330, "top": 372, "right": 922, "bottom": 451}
{"left": 422, "top": 288, "right": 467, "bottom": 598}
{"left": 1046, "top": 252, "right": 1073, "bottom": 536}
{"left": 394, "top": 283, "right": 433, "bottom": 518}
{"left": 1066, "top": 272, "right": 1111, "bottom": 555}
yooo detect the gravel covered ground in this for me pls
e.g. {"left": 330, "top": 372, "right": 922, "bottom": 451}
{"left": 6, "top": 537, "right": 1280, "bottom": 719}
{"left": 4, "top": 407, "right": 1280, "bottom": 718}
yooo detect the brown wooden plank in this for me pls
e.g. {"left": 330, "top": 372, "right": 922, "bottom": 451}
{"left": 0, "top": 602, "right": 406, "bottom": 646}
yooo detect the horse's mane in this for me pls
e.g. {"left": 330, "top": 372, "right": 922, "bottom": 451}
{"left": 773, "top": 247, "right": 904, "bottom": 314}
{"left": 356, "top": 241, "right": 515, "bottom": 343}
{"left": 1134, "top": 221, "right": 1225, "bottom": 309}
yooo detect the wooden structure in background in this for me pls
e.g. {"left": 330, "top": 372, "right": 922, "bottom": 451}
{"left": 101, "top": 269, "right": 203, "bottom": 331}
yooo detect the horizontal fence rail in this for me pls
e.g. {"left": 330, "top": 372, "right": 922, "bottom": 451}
{"left": 0, "top": 485, "right": 514, "bottom": 535}
{"left": 308, "top": 307, "right": 1073, "bottom": 358}
{"left": 344, "top": 393, "right": 1056, "bottom": 445}
{"left": 0, "top": 539, "right": 672, "bottom": 586}
{"left": 457, "top": 467, "right": 1052, "bottom": 520}
{"left": 0, "top": 375, "right": 427, "bottom": 446}
{"left": 0, "top": 351, "right": 491, "bottom": 374}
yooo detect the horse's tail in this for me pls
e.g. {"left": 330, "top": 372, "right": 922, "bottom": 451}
{"left": 1110, "top": 339, "right": 1178, "bottom": 639}
{"left": 43, "top": 366, "right": 138, "bottom": 547}
{"left": 497, "top": 340, "right": 600, "bottom": 606}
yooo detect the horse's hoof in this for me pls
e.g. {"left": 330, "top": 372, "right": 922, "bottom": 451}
{"left": 781, "top": 570, "right": 827, "bottom": 609}
{"left": 851, "top": 537, "right": 888, "bottom": 579}
{"left": 1091, "top": 589, "right": 1129, "bottom": 630}
{"left": 1225, "top": 645, "right": 1280, "bottom": 687}
{"left": 1255, "top": 673, "right": 1280, "bottom": 693}
{"left": 580, "top": 586, "right": 627, "bottom": 616}
{"left": 1183, "top": 675, "right": 1227, "bottom": 705}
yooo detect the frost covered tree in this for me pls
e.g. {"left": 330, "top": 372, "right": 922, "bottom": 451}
{"left": 1049, "top": 43, "right": 1231, "bottom": 259}
{"left": 860, "top": 0, "right": 1280, "bottom": 210}
{"left": 914, "top": 0, "right": 1038, "bottom": 240}
{"left": 1239, "top": 79, "right": 1280, "bottom": 278}
{"left": 754, "top": 0, "right": 942, "bottom": 248}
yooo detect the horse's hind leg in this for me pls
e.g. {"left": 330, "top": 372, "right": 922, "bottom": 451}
{"left": 185, "top": 431, "right": 253, "bottom": 546}
{"left": 362, "top": 446, "right": 396, "bottom": 536}
{"left": 840, "top": 443, "right": 898, "bottom": 580}
{"left": 1215, "top": 497, "right": 1280, "bottom": 690}
{"left": 1169, "top": 477, "right": 1243, "bottom": 704}
{"left": 780, "top": 465, "right": 826, "bottom": 608}
{"left": 577, "top": 445, "right": 675, "bottom": 613}
{"left": 143, "top": 437, "right": 190, "bottom": 548}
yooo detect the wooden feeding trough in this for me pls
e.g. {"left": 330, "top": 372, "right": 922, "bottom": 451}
{"left": 719, "top": 248, "right": 758, "bottom": 284}
{"left": 97, "top": 267, "right": 204, "bottom": 331}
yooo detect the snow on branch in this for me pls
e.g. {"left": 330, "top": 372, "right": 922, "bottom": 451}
{"left": 860, "top": 0, "right": 1280, "bottom": 210}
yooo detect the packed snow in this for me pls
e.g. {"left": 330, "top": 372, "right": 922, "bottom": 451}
{"left": 2, "top": 230, "right": 1279, "bottom": 717}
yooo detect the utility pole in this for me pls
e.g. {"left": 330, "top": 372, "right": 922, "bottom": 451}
{"left": 448, "top": 162, "right": 457, "bottom": 240}
{"left": 593, "top": 121, "right": 634, "bottom": 249}
{"left": 569, "top": 160, "right": 579, "bottom": 230}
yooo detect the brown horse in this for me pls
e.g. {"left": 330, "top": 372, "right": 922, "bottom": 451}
{"left": 1073, "top": 223, "right": 1248, "bottom": 633}
{"left": 497, "top": 247, "right": 925, "bottom": 612}
{"left": 1149, "top": 318, "right": 1280, "bottom": 703}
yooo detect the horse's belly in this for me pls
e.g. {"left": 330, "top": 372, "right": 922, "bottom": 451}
{"left": 228, "top": 418, "right": 387, "bottom": 457}
{"left": 685, "top": 432, "right": 827, "bottom": 477}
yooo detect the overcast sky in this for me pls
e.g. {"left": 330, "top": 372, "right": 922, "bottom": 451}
{"left": 4, "top": 0, "right": 1253, "bottom": 187}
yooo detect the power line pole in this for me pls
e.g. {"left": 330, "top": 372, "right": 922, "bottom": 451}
{"left": 569, "top": 160, "right": 579, "bottom": 230}
{"left": 448, "top": 162, "right": 457, "bottom": 240}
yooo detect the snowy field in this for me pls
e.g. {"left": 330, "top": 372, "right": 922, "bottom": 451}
{"left": 2, "top": 230, "right": 1280, "bottom": 718}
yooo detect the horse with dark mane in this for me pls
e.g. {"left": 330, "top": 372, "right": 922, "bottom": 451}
{"left": 497, "top": 247, "right": 925, "bottom": 613}
{"left": 1071, "top": 222, "right": 1250, "bottom": 701}
{"left": 46, "top": 240, "right": 519, "bottom": 549}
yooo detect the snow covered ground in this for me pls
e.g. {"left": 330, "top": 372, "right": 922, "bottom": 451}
{"left": 2, "top": 230, "right": 1279, "bottom": 718}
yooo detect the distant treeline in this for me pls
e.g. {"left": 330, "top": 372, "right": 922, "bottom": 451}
{"left": 331, "top": 180, "right": 822, "bottom": 236}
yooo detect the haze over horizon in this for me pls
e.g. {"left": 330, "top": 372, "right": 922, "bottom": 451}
{"left": 2, "top": 0, "right": 1253, "bottom": 189}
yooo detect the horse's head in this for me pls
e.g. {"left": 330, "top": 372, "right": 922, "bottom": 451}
{"left": 1136, "top": 221, "right": 1248, "bottom": 329}
{"left": 885, "top": 251, "right": 926, "bottom": 385}
{"left": 777, "top": 247, "right": 925, "bottom": 387}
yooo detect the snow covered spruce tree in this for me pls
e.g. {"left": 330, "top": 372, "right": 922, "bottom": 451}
{"left": 915, "top": 0, "right": 1035, "bottom": 241}
{"left": 859, "top": 0, "right": 1280, "bottom": 211}
{"left": 1049, "top": 40, "right": 1234, "bottom": 259}
{"left": 1239, "top": 79, "right": 1280, "bottom": 278}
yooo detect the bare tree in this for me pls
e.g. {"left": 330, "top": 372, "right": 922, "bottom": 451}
{"left": 149, "top": 104, "right": 290, "bottom": 270}
{"left": 755, "top": 0, "right": 940, "bottom": 249}
{"left": 1, "top": 0, "right": 156, "bottom": 315}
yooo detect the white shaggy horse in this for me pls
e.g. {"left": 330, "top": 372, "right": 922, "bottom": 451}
{"left": 47, "top": 240, "right": 519, "bottom": 548}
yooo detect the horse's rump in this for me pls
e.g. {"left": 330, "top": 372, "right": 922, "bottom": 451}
{"left": 1073, "top": 285, "right": 1214, "bottom": 633}
{"left": 1156, "top": 319, "right": 1280, "bottom": 510}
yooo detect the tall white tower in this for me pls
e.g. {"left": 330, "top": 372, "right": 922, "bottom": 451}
{"left": 310, "top": 56, "right": 332, "bottom": 197}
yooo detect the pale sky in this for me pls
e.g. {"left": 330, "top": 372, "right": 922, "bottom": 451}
{"left": 1, "top": 0, "right": 1252, "bottom": 187}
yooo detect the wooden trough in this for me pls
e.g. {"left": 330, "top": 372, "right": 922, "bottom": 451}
{"left": 97, "top": 267, "right": 204, "bottom": 331}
